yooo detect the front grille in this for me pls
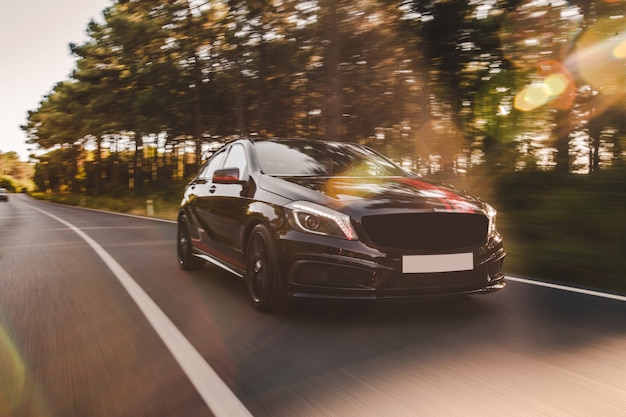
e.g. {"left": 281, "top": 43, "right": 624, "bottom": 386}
{"left": 387, "top": 270, "right": 486, "bottom": 290}
{"left": 360, "top": 212, "right": 489, "bottom": 251}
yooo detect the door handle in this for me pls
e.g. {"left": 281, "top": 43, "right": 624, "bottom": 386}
{"left": 209, "top": 185, "right": 216, "bottom": 194}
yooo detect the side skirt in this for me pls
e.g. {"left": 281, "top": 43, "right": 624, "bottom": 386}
{"left": 194, "top": 253, "right": 244, "bottom": 278}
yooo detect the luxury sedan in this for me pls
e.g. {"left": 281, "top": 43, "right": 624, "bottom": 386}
{"left": 177, "top": 138, "right": 506, "bottom": 311}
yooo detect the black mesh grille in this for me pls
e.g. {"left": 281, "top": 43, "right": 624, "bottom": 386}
{"left": 360, "top": 212, "right": 489, "bottom": 251}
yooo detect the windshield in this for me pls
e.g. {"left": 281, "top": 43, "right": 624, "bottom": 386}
{"left": 254, "top": 140, "right": 407, "bottom": 177}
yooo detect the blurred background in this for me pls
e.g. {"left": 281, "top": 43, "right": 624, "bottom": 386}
{"left": 2, "top": 0, "right": 625, "bottom": 292}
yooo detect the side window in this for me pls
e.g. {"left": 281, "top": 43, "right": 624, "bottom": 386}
{"left": 199, "top": 149, "right": 226, "bottom": 180}
{"left": 223, "top": 144, "right": 248, "bottom": 179}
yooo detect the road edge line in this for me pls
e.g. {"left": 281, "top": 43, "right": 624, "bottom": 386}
{"left": 506, "top": 275, "right": 626, "bottom": 302}
{"left": 31, "top": 205, "right": 253, "bottom": 417}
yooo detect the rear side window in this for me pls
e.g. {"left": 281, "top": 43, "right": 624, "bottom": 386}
{"left": 223, "top": 144, "right": 248, "bottom": 179}
{"left": 199, "top": 149, "right": 226, "bottom": 180}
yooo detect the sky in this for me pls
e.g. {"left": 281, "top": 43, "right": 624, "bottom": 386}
{"left": 0, "top": 0, "right": 113, "bottom": 161}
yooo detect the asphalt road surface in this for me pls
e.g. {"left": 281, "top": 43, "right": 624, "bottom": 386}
{"left": 1, "top": 194, "right": 625, "bottom": 417}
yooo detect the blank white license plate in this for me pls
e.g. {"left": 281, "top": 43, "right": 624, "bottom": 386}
{"left": 402, "top": 253, "right": 473, "bottom": 274}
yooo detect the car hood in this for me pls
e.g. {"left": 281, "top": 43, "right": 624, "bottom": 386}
{"left": 260, "top": 175, "right": 486, "bottom": 216}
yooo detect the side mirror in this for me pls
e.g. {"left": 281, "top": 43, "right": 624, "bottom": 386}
{"left": 213, "top": 167, "right": 247, "bottom": 185}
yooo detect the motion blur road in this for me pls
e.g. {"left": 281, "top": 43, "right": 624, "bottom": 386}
{"left": 1, "top": 194, "right": 625, "bottom": 417}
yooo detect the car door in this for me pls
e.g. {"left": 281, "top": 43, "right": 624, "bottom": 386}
{"left": 194, "top": 143, "right": 249, "bottom": 270}
{"left": 187, "top": 148, "right": 227, "bottom": 250}
{"left": 202, "top": 143, "right": 251, "bottom": 270}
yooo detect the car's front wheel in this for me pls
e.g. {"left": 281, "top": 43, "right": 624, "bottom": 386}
{"left": 245, "top": 224, "right": 287, "bottom": 312}
{"left": 177, "top": 214, "right": 204, "bottom": 270}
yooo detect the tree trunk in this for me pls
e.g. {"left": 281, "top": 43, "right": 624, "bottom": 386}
{"left": 95, "top": 137, "right": 103, "bottom": 195}
{"left": 322, "top": 0, "right": 342, "bottom": 141}
{"left": 554, "top": 109, "right": 571, "bottom": 174}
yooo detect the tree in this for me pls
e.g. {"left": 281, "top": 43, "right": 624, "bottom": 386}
{"left": 23, "top": 0, "right": 626, "bottom": 196}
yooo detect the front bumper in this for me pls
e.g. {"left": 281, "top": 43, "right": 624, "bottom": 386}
{"left": 278, "top": 232, "right": 506, "bottom": 300}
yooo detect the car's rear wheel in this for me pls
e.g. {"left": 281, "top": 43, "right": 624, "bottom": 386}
{"left": 177, "top": 214, "right": 203, "bottom": 270}
{"left": 245, "top": 224, "right": 287, "bottom": 312}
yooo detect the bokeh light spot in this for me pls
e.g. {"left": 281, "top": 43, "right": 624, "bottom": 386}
{"left": 545, "top": 73, "right": 569, "bottom": 97}
{"left": 514, "top": 83, "right": 551, "bottom": 112}
{"left": 536, "top": 60, "right": 576, "bottom": 109}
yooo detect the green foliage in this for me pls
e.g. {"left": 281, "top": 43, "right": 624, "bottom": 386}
{"left": 30, "top": 180, "right": 185, "bottom": 220}
{"left": 0, "top": 177, "right": 13, "bottom": 190}
{"left": 491, "top": 169, "right": 626, "bottom": 293}
{"left": 0, "top": 176, "right": 34, "bottom": 193}
{"left": 22, "top": 0, "right": 626, "bottom": 191}
{"left": 0, "top": 151, "right": 35, "bottom": 192}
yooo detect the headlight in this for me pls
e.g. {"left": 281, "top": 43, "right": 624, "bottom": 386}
{"left": 286, "top": 201, "right": 357, "bottom": 240}
{"left": 486, "top": 203, "right": 498, "bottom": 237}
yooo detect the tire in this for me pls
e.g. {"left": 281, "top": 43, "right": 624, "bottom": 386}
{"left": 245, "top": 224, "right": 287, "bottom": 312}
{"left": 177, "top": 214, "right": 204, "bottom": 270}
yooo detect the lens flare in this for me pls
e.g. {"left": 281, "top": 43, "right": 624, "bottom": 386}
{"left": 545, "top": 73, "right": 569, "bottom": 97}
{"left": 513, "top": 60, "right": 575, "bottom": 112}
{"left": 613, "top": 39, "right": 626, "bottom": 59}
{"left": 514, "top": 83, "right": 551, "bottom": 112}
{"left": 0, "top": 326, "right": 26, "bottom": 412}
{"left": 571, "top": 16, "right": 626, "bottom": 95}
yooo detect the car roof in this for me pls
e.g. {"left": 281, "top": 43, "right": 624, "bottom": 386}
{"left": 248, "top": 137, "right": 371, "bottom": 151}
{"left": 250, "top": 137, "right": 346, "bottom": 145}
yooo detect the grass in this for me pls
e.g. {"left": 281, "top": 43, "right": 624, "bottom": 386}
{"left": 485, "top": 170, "right": 626, "bottom": 294}
{"left": 31, "top": 190, "right": 180, "bottom": 221}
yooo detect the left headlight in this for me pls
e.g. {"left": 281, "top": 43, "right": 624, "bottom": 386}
{"left": 286, "top": 201, "right": 357, "bottom": 241}
{"left": 486, "top": 203, "right": 498, "bottom": 237}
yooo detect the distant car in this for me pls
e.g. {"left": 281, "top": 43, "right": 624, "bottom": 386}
{"left": 0, "top": 188, "right": 8, "bottom": 202}
{"left": 177, "top": 138, "right": 506, "bottom": 311}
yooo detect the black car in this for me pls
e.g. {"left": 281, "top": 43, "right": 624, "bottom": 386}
{"left": 177, "top": 138, "right": 505, "bottom": 311}
{"left": 0, "top": 188, "right": 8, "bottom": 202}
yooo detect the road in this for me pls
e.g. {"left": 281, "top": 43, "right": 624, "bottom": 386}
{"left": 1, "top": 194, "right": 625, "bottom": 417}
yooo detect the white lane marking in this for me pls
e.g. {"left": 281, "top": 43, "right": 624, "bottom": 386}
{"left": 25, "top": 195, "right": 176, "bottom": 224}
{"left": 31, "top": 206, "right": 252, "bottom": 417}
{"left": 507, "top": 275, "right": 626, "bottom": 302}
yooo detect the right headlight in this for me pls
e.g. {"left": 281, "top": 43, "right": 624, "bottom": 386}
{"left": 286, "top": 201, "right": 358, "bottom": 241}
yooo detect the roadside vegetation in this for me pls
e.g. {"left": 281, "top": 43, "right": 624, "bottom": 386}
{"left": 31, "top": 182, "right": 183, "bottom": 221}
{"left": 458, "top": 169, "right": 626, "bottom": 294}
{"left": 0, "top": 151, "right": 35, "bottom": 192}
